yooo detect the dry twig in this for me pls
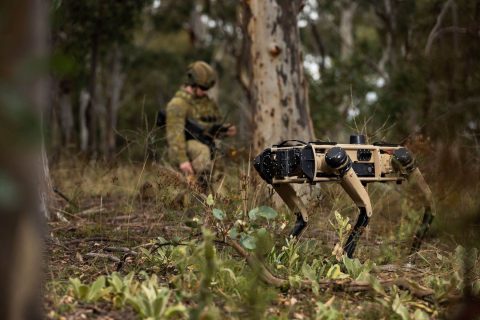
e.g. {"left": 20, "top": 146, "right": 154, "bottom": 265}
{"left": 224, "top": 239, "right": 435, "bottom": 299}
{"left": 84, "top": 253, "right": 121, "bottom": 263}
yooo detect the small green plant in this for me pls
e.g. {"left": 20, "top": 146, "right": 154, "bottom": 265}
{"left": 315, "top": 298, "right": 343, "bottom": 320}
{"left": 69, "top": 272, "right": 187, "bottom": 319}
{"left": 213, "top": 204, "right": 278, "bottom": 251}
{"left": 69, "top": 276, "right": 111, "bottom": 302}
{"left": 268, "top": 237, "right": 301, "bottom": 276}
{"left": 301, "top": 259, "right": 326, "bottom": 295}
{"left": 108, "top": 272, "right": 137, "bottom": 308}
{"left": 329, "top": 211, "right": 351, "bottom": 260}
{"left": 342, "top": 256, "right": 375, "bottom": 280}
{"left": 125, "top": 274, "right": 186, "bottom": 320}
{"left": 376, "top": 286, "right": 411, "bottom": 320}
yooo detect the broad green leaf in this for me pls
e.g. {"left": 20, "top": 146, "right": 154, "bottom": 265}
{"left": 69, "top": 278, "right": 87, "bottom": 299}
{"left": 365, "top": 273, "right": 385, "bottom": 296}
{"left": 87, "top": 276, "right": 106, "bottom": 301}
{"left": 164, "top": 304, "right": 187, "bottom": 318}
{"left": 212, "top": 208, "right": 226, "bottom": 220}
{"left": 153, "top": 290, "right": 169, "bottom": 317}
{"left": 256, "top": 206, "right": 278, "bottom": 219}
{"left": 110, "top": 273, "right": 124, "bottom": 293}
{"left": 228, "top": 227, "right": 240, "bottom": 240}
{"left": 342, "top": 256, "right": 363, "bottom": 279}
{"left": 69, "top": 277, "right": 81, "bottom": 292}
{"left": 78, "top": 285, "right": 89, "bottom": 300}
{"left": 392, "top": 294, "right": 410, "bottom": 320}
{"left": 241, "top": 234, "right": 256, "bottom": 250}
{"left": 249, "top": 206, "right": 278, "bottom": 220}
{"left": 248, "top": 207, "right": 259, "bottom": 220}
{"left": 156, "top": 236, "right": 168, "bottom": 244}
{"left": 206, "top": 194, "right": 215, "bottom": 206}
{"left": 301, "top": 263, "right": 316, "bottom": 280}
{"left": 413, "top": 309, "right": 430, "bottom": 320}
{"left": 326, "top": 264, "right": 348, "bottom": 280}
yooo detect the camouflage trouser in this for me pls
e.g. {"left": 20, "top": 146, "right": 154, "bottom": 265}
{"left": 169, "top": 140, "right": 223, "bottom": 194}
{"left": 186, "top": 140, "right": 212, "bottom": 174}
{"left": 187, "top": 140, "right": 225, "bottom": 194}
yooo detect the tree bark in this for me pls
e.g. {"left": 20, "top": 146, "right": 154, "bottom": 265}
{"left": 86, "top": 14, "right": 100, "bottom": 155}
{"left": 188, "top": 4, "right": 208, "bottom": 47}
{"left": 79, "top": 89, "right": 90, "bottom": 152}
{"left": 339, "top": 2, "right": 357, "bottom": 61}
{"left": 39, "top": 135, "right": 54, "bottom": 220}
{"left": 57, "top": 79, "right": 74, "bottom": 147}
{"left": 0, "top": 0, "right": 46, "bottom": 318}
{"left": 377, "top": 0, "right": 398, "bottom": 73}
{"left": 105, "top": 46, "right": 125, "bottom": 159}
{"left": 244, "top": 0, "right": 314, "bottom": 154}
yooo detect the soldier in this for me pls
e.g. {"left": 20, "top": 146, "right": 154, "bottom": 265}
{"left": 165, "top": 61, "right": 236, "bottom": 192}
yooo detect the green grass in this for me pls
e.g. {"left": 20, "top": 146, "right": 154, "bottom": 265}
{"left": 45, "top": 158, "right": 480, "bottom": 319}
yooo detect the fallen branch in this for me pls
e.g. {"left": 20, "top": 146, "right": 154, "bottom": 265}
{"left": 53, "top": 187, "right": 78, "bottom": 208}
{"left": 84, "top": 252, "right": 121, "bottom": 263}
{"left": 65, "top": 237, "right": 123, "bottom": 245}
{"left": 224, "top": 239, "right": 435, "bottom": 299}
{"left": 76, "top": 207, "right": 106, "bottom": 216}
{"left": 103, "top": 246, "right": 138, "bottom": 256}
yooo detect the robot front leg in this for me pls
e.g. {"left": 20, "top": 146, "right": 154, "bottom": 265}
{"left": 325, "top": 147, "right": 373, "bottom": 258}
{"left": 344, "top": 207, "right": 369, "bottom": 258}
{"left": 339, "top": 170, "right": 373, "bottom": 258}
{"left": 392, "top": 148, "right": 435, "bottom": 255}
{"left": 408, "top": 167, "right": 435, "bottom": 254}
{"left": 273, "top": 184, "right": 309, "bottom": 238}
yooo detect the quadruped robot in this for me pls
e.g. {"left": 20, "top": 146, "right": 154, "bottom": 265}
{"left": 254, "top": 135, "right": 434, "bottom": 257}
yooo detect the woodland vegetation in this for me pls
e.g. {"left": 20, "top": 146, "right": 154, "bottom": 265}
{"left": 1, "top": 0, "right": 480, "bottom": 319}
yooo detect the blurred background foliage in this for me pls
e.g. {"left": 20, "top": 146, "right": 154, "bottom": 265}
{"left": 48, "top": 0, "right": 480, "bottom": 176}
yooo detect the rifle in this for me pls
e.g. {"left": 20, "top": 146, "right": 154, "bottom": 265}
{"left": 253, "top": 135, "right": 434, "bottom": 258}
{"left": 156, "top": 109, "right": 230, "bottom": 156}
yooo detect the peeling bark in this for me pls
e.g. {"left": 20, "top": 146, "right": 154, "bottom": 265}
{"left": 244, "top": 0, "right": 314, "bottom": 154}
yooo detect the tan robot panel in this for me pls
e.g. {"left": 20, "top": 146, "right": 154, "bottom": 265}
{"left": 254, "top": 135, "right": 434, "bottom": 258}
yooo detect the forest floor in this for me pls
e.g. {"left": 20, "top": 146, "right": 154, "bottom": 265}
{"left": 44, "top": 158, "right": 479, "bottom": 320}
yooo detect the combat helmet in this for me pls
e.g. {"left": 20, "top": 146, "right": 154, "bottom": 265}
{"left": 186, "top": 61, "right": 216, "bottom": 90}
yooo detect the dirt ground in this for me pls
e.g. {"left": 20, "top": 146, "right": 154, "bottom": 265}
{"left": 44, "top": 160, "right": 480, "bottom": 320}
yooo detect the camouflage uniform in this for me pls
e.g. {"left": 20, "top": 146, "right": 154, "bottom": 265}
{"left": 166, "top": 88, "right": 221, "bottom": 174}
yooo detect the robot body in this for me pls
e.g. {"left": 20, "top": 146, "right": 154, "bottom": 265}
{"left": 254, "top": 135, "right": 434, "bottom": 258}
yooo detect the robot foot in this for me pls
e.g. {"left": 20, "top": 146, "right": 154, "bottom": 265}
{"left": 344, "top": 208, "right": 369, "bottom": 258}
{"left": 410, "top": 207, "right": 434, "bottom": 255}
{"left": 289, "top": 213, "right": 307, "bottom": 238}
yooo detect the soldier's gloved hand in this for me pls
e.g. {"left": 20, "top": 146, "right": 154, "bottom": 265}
{"left": 225, "top": 124, "right": 237, "bottom": 137}
{"left": 180, "top": 161, "right": 194, "bottom": 175}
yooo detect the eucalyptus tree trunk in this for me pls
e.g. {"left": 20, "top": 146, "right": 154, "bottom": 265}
{"left": 57, "top": 80, "right": 74, "bottom": 147}
{"left": 243, "top": 0, "right": 314, "bottom": 154}
{"left": 105, "top": 46, "right": 125, "bottom": 158}
{"left": 337, "top": 1, "right": 358, "bottom": 129}
{"left": 79, "top": 89, "right": 90, "bottom": 152}
{"left": 86, "top": 27, "right": 99, "bottom": 155}
{"left": 0, "top": 0, "right": 46, "bottom": 318}
{"left": 340, "top": 2, "right": 357, "bottom": 61}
